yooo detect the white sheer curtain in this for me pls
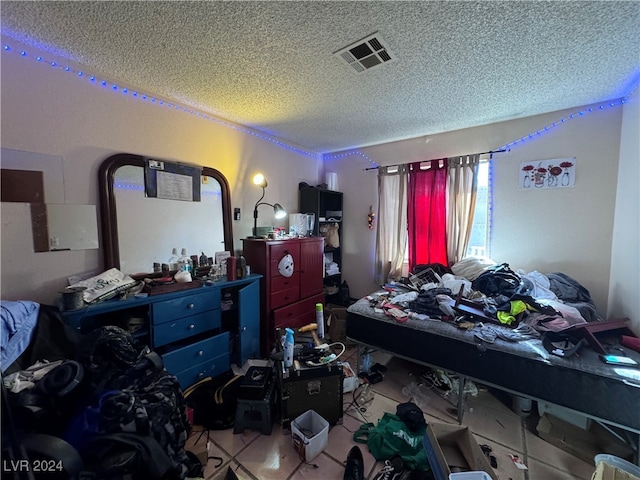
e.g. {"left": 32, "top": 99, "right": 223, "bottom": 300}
{"left": 375, "top": 165, "right": 408, "bottom": 284}
{"left": 446, "top": 154, "right": 480, "bottom": 265}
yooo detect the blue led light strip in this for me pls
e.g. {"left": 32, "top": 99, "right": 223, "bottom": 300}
{"left": 3, "top": 41, "right": 633, "bottom": 163}
{"left": 323, "top": 150, "right": 378, "bottom": 168}
{"left": 113, "top": 183, "right": 144, "bottom": 191}
{"left": 498, "top": 96, "right": 630, "bottom": 152}
{"left": 2, "top": 42, "right": 320, "bottom": 160}
{"left": 322, "top": 95, "right": 631, "bottom": 168}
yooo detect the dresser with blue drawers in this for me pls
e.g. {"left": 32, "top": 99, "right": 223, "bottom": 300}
{"left": 62, "top": 274, "right": 261, "bottom": 389}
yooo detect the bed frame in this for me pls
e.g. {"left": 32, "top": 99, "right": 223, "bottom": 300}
{"left": 346, "top": 297, "right": 640, "bottom": 463}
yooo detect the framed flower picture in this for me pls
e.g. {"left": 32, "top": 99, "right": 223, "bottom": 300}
{"left": 520, "top": 158, "right": 575, "bottom": 189}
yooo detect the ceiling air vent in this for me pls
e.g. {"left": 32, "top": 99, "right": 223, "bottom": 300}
{"left": 334, "top": 33, "right": 394, "bottom": 74}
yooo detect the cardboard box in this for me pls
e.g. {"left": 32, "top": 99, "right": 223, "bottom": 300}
{"left": 423, "top": 423, "right": 498, "bottom": 480}
{"left": 592, "top": 461, "right": 640, "bottom": 480}
{"left": 537, "top": 414, "right": 633, "bottom": 465}
{"left": 538, "top": 400, "right": 591, "bottom": 429}
{"left": 327, "top": 306, "right": 349, "bottom": 343}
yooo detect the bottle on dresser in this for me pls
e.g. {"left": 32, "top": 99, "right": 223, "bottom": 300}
{"left": 177, "top": 248, "right": 193, "bottom": 274}
{"left": 168, "top": 247, "right": 180, "bottom": 271}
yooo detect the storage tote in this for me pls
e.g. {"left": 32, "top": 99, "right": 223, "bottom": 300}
{"left": 291, "top": 409, "right": 329, "bottom": 462}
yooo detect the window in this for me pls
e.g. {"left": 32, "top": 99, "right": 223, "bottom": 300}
{"left": 465, "top": 160, "right": 490, "bottom": 258}
{"left": 402, "top": 160, "right": 490, "bottom": 265}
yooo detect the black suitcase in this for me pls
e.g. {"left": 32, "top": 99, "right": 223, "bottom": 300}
{"left": 278, "top": 361, "right": 344, "bottom": 429}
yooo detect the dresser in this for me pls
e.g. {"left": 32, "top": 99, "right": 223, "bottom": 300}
{"left": 241, "top": 237, "right": 324, "bottom": 355}
{"left": 62, "top": 275, "right": 261, "bottom": 389}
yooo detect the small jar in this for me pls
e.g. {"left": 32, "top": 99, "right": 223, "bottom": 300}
{"left": 227, "top": 256, "right": 237, "bottom": 281}
{"left": 236, "top": 256, "right": 247, "bottom": 279}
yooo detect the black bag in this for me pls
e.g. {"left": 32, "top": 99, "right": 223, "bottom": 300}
{"left": 471, "top": 263, "right": 522, "bottom": 298}
{"left": 184, "top": 371, "right": 242, "bottom": 430}
{"left": 338, "top": 281, "right": 351, "bottom": 306}
{"left": 396, "top": 401, "right": 426, "bottom": 433}
{"left": 68, "top": 326, "right": 199, "bottom": 479}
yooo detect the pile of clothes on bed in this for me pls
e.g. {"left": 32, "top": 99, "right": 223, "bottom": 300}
{"left": 374, "top": 257, "right": 602, "bottom": 340}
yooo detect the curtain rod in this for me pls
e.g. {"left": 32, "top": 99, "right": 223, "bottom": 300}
{"left": 362, "top": 148, "right": 507, "bottom": 171}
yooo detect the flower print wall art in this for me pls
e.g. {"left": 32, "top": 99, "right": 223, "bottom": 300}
{"left": 520, "top": 158, "right": 575, "bottom": 190}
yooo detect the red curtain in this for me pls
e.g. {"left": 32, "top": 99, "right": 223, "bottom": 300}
{"left": 407, "top": 159, "right": 448, "bottom": 270}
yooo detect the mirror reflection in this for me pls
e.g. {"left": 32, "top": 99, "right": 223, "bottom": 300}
{"left": 99, "top": 153, "right": 233, "bottom": 275}
{"left": 113, "top": 166, "right": 225, "bottom": 274}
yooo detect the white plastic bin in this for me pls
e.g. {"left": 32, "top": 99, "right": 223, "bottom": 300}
{"left": 449, "top": 472, "right": 492, "bottom": 480}
{"left": 291, "top": 410, "right": 329, "bottom": 462}
{"left": 594, "top": 454, "right": 640, "bottom": 478}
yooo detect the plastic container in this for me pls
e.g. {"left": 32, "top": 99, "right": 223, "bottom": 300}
{"left": 341, "top": 362, "right": 358, "bottom": 393}
{"left": 315, "top": 303, "right": 325, "bottom": 339}
{"left": 401, "top": 381, "right": 431, "bottom": 413}
{"left": 236, "top": 256, "right": 247, "bottom": 279}
{"left": 284, "top": 328, "right": 294, "bottom": 368}
{"left": 168, "top": 247, "right": 179, "bottom": 271}
{"left": 594, "top": 454, "right": 640, "bottom": 478}
{"left": 291, "top": 410, "right": 329, "bottom": 461}
{"left": 512, "top": 395, "right": 533, "bottom": 418}
{"left": 177, "top": 248, "right": 193, "bottom": 274}
{"left": 449, "top": 472, "right": 492, "bottom": 480}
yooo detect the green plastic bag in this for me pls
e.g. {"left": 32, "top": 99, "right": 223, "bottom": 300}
{"left": 353, "top": 412, "right": 429, "bottom": 471}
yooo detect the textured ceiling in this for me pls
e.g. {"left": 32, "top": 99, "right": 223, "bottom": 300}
{"left": 2, "top": 1, "right": 639, "bottom": 153}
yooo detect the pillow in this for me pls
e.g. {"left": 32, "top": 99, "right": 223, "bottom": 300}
{"left": 450, "top": 256, "right": 497, "bottom": 281}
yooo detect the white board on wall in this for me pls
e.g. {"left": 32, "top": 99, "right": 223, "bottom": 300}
{"left": 47, "top": 204, "right": 99, "bottom": 251}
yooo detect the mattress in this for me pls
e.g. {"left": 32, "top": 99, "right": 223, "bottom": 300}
{"left": 346, "top": 296, "right": 640, "bottom": 434}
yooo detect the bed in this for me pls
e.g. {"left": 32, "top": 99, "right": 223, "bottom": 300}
{"left": 345, "top": 289, "right": 640, "bottom": 460}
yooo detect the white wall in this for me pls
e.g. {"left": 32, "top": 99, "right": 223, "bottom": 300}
{"left": 1, "top": 37, "right": 322, "bottom": 304}
{"left": 2, "top": 36, "right": 637, "bottom": 332}
{"left": 608, "top": 92, "right": 640, "bottom": 334}
{"left": 330, "top": 102, "right": 633, "bottom": 325}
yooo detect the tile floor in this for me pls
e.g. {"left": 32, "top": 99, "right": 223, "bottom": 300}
{"left": 186, "top": 346, "right": 600, "bottom": 480}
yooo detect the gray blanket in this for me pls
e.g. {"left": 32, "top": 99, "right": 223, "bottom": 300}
{"left": 547, "top": 272, "right": 600, "bottom": 322}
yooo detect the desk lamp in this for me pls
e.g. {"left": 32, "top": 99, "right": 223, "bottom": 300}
{"left": 251, "top": 173, "right": 286, "bottom": 238}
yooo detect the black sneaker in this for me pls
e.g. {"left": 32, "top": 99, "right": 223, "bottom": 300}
{"left": 344, "top": 446, "right": 364, "bottom": 480}
{"left": 372, "top": 455, "right": 405, "bottom": 480}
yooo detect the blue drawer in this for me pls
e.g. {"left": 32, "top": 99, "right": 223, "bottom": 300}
{"left": 153, "top": 310, "right": 221, "bottom": 347}
{"left": 152, "top": 290, "right": 220, "bottom": 325}
{"left": 161, "top": 332, "right": 229, "bottom": 374}
{"left": 174, "top": 353, "right": 230, "bottom": 390}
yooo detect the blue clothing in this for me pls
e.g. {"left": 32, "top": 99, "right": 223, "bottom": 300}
{"left": 1, "top": 300, "right": 39, "bottom": 372}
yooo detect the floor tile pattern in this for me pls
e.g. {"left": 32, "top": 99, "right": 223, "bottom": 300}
{"left": 188, "top": 346, "right": 601, "bottom": 480}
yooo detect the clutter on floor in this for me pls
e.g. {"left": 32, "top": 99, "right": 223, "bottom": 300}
{"left": 423, "top": 423, "right": 498, "bottom": 480}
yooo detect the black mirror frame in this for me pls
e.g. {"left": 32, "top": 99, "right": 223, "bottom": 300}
{"left": 98, "top": 153, "right": 233, "bottom": 270}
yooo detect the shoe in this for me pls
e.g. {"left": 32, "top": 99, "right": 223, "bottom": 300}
{"left": 344, "top": 446, "right": 364, "bottom": 480}
{"left": 372, "top": 454, "right": 405, "bottom": 480}
{"left": 399, "top": 470, "right": 429, "bottom": 480}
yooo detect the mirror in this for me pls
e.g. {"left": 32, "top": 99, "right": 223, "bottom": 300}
{"left": 99, "top": 153, "right": 233, "bottom": 275}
